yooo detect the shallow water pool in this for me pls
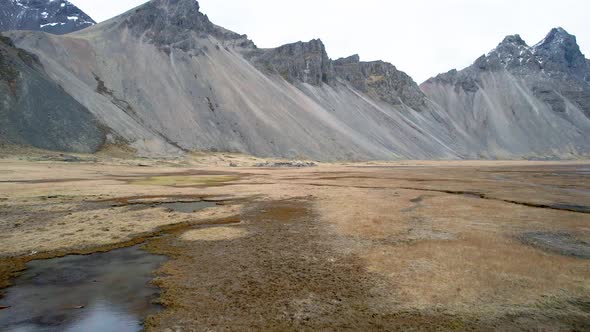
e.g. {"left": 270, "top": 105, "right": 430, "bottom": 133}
{"left": 159, "top": 201, "right": 216, "bottom": 213}
{"left": 0, "top": 245, "right": 166, "bottom": 332}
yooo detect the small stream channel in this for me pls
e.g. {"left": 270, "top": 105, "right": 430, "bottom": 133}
{"left": 0, "top": 199, "right": 220, "bottom": 331}
{"left": 159, "top": 201, "right": 216, "bottom": 213}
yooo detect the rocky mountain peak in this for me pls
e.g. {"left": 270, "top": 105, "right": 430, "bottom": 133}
{"left": 467, "top": 27, "right": 589, "bottom": 76}
{"left": 500, "top": 34, "right": 528, "bottom": 47}
{"left": 535, "top": 27, "right": 578, "bottom": 49}
{"left": 476, "top": 33, "right": 539, "bottom": 72}
{"left": 125, "top": 0, "right": 254, "bottom": 53}
{"left": 0, "top": 0, "right": 95, "bottom": 34}
{"left": 533, "top": 27, "right": 587, "bottom": 75}
{"left": 423, "top": 27, "right": 590, "bottom": 123}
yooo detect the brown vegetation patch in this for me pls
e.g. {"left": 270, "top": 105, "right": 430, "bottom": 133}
{"left": 180, "top": 226, "right": 248, "bottom": 241}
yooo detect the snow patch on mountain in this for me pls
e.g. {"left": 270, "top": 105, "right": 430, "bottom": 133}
{"left": 0, "top": 0, "right": 96, "bottom": 35}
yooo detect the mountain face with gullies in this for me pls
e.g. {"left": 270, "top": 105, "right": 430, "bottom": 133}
{"left": 1, "top": 0, "right": 589, "bottom": 160}
{"left": 421, "top": 28, "right": 590, "bottom": 159}
{"left": 0, "top": 0, "right": 95, "bottom": 34}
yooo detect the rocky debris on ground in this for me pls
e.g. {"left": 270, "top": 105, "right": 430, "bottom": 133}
{"left": 255, "top": 161, "right": 317, "bottom": 168}
{"left": 32, "top": 154, "right": 97, "bottom": 162}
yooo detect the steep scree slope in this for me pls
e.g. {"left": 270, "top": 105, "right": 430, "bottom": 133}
{"left": 7, "top": 0, "right": 461, "bottom": 159}
{"left": 4, "top": 0, "right": 589, "bottom": 159}
{"left": 0, "top": 33, "right": 104, "bottom": 152}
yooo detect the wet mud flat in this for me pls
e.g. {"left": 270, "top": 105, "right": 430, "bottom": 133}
{"left": 0, "top": 246, "right": 166, "bottom": 332}
{"left": 119, "top": 201, "right": 218, "bottom": 213}
{"left": 159, "top": 201, "right": 216, "bottom": 213}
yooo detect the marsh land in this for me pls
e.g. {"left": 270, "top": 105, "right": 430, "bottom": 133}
{"left": 0, "top": 153, "right": 589, "bottom": 331}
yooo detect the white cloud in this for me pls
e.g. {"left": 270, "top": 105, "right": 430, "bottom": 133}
{"left": 72, "top": 0, "right": 590, "bottom": 83}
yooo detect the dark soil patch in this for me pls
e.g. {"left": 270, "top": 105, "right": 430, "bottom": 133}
{"left": 519, "top": 232, "right": 590, "bottom": 259}
{"left": 143, "top": 200, "right": 485, "bottom": 331}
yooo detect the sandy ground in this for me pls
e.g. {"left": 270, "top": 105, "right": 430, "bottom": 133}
{"left": 0, "top": 152, "right": 589, "bottom": 330}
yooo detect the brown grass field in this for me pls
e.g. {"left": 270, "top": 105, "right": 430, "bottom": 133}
{"left": 0, "top": 153, "right": 589, "bottom": 331}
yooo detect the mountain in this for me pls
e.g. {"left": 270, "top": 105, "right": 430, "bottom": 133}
{"left": 0, "top": 33, "right": 104, "bottom": 152}
{"left": 421, "top": 28, "right": 590, "bottom": 158}
{"left": 1, "top": 0, "right": 589, "bottom": 160}
{"left": 5, "top": 0, "right": 461, "bottom": 159}
{"left": 0, "top": 0, "right": 95, "bottom": 35}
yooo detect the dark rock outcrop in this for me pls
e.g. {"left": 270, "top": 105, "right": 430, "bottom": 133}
{"left": 333, "top": 55, "right": 426, "bottom": 109}
{"left": 0, "top": 0, "right": 95, "bottom": 34}
{"left": 0, "top": 34, "right": 104, "bottom": 152}
{"left": 529, "top": 28, "right": 590, "bottom": 116}
{"left": 246, "top": 39, "right": 333, "bottom": 86}
{"left": 125, "top": 0, "right": 254, "bottom": 54}
{"left": 247, "top": 41, "right": 426, "bottom": 109}
{"left": 533, "top": 28, "right": 588, "bottom": 79}
{"left": 479, "top": 35, "right": 541, "bottom": 73}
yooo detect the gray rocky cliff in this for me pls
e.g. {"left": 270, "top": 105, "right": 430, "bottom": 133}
{"left": 533, "top": 28, "right": 588, "bottom": 79}
{"left": 333, "top": 54, "right": 426, "bottom": 110}
{"left": 245, "top": 39, "right": 333, "bottom": 86}
{"left": 124, "top": 0, "right": 255, "bottom": 55}
{"left": 246, "top": 41, "right": 426, "bottom": 109}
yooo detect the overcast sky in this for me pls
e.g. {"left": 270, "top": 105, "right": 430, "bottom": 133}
{"left": 72, "top": 0, "right": 590, "bottom": 83}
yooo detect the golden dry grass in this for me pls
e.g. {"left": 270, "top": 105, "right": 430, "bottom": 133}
{"left": 0, "top": 155, "right": 589, "bottom": 330}
{"left": 180, "top": 226, "right": 248, "bottom": 241}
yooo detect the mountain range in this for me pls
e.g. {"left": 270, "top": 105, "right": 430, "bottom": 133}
{"left": 0, "top": 0, "right": 588, "bottom": 160}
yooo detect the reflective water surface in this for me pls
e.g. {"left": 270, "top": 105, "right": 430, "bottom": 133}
{"left": 0, "top": 246, "right": 166, "bottom": 332}
{"left": 159, "top": 201, "right": 216, "bottom": 213}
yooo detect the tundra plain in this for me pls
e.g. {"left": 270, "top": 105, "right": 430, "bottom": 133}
{"left": 0, "top": 154, "right": 589, "bottom": 331}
